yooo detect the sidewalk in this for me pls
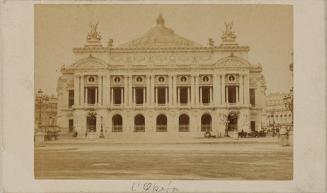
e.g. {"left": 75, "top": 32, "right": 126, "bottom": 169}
{"left": 44, "top": 136, "right": 279, "bottom": 145}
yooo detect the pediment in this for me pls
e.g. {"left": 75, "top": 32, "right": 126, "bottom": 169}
{"left": 215, "top": 55, "right": 251, "bottom": 67}
{"left": 73, "top": 55, "right": 108, "bottom": 69}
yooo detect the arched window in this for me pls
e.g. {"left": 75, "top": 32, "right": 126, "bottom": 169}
{"left": 179, "top": 114, "right": 189, "bottom": 132}
{"left": 134, "top": 114, "right": 145, "bottom": 132}
{"left": 201, "top": 114, "right": 212, "bottom": 132}
{"left": 112, "top": 114, "right": 123, "bottom": 132}
{"left": 156, "top": 114, "right": 167, "bottom": 132}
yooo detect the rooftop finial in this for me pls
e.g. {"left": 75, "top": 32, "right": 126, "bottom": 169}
{"left": 87, "top": 22, "right": 101, "bottom": 42}
{"left": 156, "top": 13, "right": 165, "bottom": 25}
{"left": 221, "top": 21, "right": 237, "bottom": 43}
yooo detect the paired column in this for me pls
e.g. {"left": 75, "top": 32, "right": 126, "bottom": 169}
{"left": 195, "top": 76, "right": 199, "bottom": 105}
{"left": 213, "top": 74, "right": 219, "bottom": 105}
{"left": 124, "top": 76, "right": 128, "bottom": 106}
{"left": 81, "top": 75, "right": 85, "bottom": 105}
{"left": 169, "top": 75, "right": 173, "bottom": 105}
{"left": 221, "top": 74, "right": 226, "bottom": 104}
{"left": 74, "top": 75, "right": 79, "bottom": 106}
{"left": 128, "top": 76, "right": 133, "bottom": 105}
{"left": 172, "top": 76, "right": 176, "bottom": 105}
{"left": 146, "top": 76, "right": 151, "bottom": 106}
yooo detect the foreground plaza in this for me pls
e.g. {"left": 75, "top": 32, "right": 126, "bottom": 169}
{"left": 56, "top": 15, "right": 266, "bottom": 138}
{"left": 35, "top": 138, "right": 292, "bottom": 180}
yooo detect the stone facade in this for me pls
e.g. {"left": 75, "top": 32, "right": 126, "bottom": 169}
{"left": 35, "top": 89, "right": 57, "bottom": 131}
{"left": 265, "top": 92, "right": 292, "bottom": 130}
{"left": 57, "top": 15, "right": 266, "bottom": 138}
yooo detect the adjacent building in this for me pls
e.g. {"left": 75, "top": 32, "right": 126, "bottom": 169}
{"left": 265, "top": 92, "right": 292, "bottom": 130}
{"left": 35, "top": 89, "right": 58, "bottom": 131}
{"left": 57, "top": 15, "right": 266, "bottom": 138}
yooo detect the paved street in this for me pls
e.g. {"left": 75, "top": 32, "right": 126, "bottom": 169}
{"left": 35, "top": 139, "right": 292, "bottom": 180}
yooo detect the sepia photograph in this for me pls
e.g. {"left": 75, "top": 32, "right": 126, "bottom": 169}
{"left": 33, "top": 4, "right": 294, "bottom": 180}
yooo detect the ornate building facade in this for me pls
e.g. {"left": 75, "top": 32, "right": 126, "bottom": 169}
{"left": 35, "top": 89, "right": 57, "bottom": 132}
{"left": 57, "top": 15, "right": 266, "bottom": 138}
{"left": 265, "top": 92, "right": 292, "bottom": 131}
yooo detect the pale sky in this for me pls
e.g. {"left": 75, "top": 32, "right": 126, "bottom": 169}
{"left": 35, "top": 4, "right": 293, "bottom": 96}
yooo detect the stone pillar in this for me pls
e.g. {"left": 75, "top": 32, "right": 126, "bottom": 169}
{"left": 95, "top": 87, "right": 98, "bottom": 104}
{"left": 195, "top": 76, "right": 199, "bottom": 105}
{"left": 210, "top": 87, "right": 213, "bottom": 104}
{"left": 240, "top": 74, "right": 244, "bottom": 104}
{"left": 177, "top": 87, "right": 180, "bottom": 104}
{"left": 104, "top": 74, "right": 110, "bottom": 106}
{"left": 154, "top": 87, "right": 157, "bottom": 105}
{"left": 172, "top": 76, "right": 176, "bottom": 105}
{"left": 81, "top": 75, "right": 84, "bottom": 105}
{"left": 99, "top": 75, "right": 103, "bottom": 105}
{"left": 85, "top": 87, "right": 88, "bottom": 105}
{"left": 191, "top": 76, "right": 195, "bottom": 105}
{"left": 188, "top": 87, "right": 191, "bottom": 105}
{"left": 213, "top": 74, "right": 218, "bottom": 106}
{"left": 110, "top": 88, "right": 113, "bottom": 105}
{"left": 128, "top": 76, "right": 133, "bottom": 105}
{"left": 74, "top": 75, "right": 79, "bottom": 106}
{"left": 199, "top": 87, "right": 202, "bottom": 105}
{"left": 236, "top": 86, "right": 239, "bottom": 104}
{"left": 143, "top": 87, "right": 146, "bottom": 105}
{"left": 146, "top": 76, "right": 151, "bottom": 106}
{"left": 165, "top": 87, "right": 168, "bottom": 105}
{"left": 120, "top": 87, "right": 124, "bottom": 105}
{"left": 222, "top": 74, "right": 225, "bottom": 104}
{"left": 169, "top": 75, "right": 173, "bottom": 105}
{"left": 124, "top": 76, "right": 128, "bottom": 106}
{"left": 244, "top": 74, "right": 249, "bottom": 105}
{"left": 150, "top": 75, "right": 155, "bottom": 105}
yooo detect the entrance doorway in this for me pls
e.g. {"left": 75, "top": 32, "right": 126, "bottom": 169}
{"left": 227, "top": 112, "right": 238, "bottom": 132}
{"left": 87, "top": 113, "right": 96, "bottom": 132}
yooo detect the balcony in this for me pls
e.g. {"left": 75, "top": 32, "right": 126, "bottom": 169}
{"left": 134, "top": 125, "right": 145, "bottom": 132}
{"left": 112, "top": 125, "right": 123, "bottom": 132}
{"left": 156, "top": 125, "right": 167, "bottom": 132}
{"left": 179, "top": 125, "right": 189, "bottom": 132}
{"left": 201, "top": 124, "right": 212, "bottom": 132}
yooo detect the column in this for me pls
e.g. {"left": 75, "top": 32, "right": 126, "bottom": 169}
{"left": 222, "top": 74, "right": 225, "bottom": 104}
{"left": 81, "top": 75, "right": 84, "bottom": 105}
{"left": 133, "top": 88, "right": 136, "bottom": 105}
{"left": 111, "top": 88, "right": 113, "bottom": 104}
{"left": 191, "top": 76, "right": 195, "bottom": 105}
{"left": 195, "top": 76, "right": 199, "bottom": 105}
{"left": 188, "top": 87, "right": 191, "bottom": 105}
{"left": 150, "top": 75, "right": 155, "bottom": 105}
{"left": 236, "top": 86, "right": 239, "bottom": 104}
{"left": 213, "top": 74, "right": 218, "bottom": 105}
{"left": 104, "top": 75, "right": 110, "bottom": 106}
{"left": 154, "top": 87, "right": 157, "bottom": 105}
{"left": 165, "top": 87, "right": 168, "bottom": 105}
{"left": 74, "top": 75, "right": 79, "bottom": 106}
{"left": 128, "top": 76, "right": 133, "bottom": 105}
{"left": 98, "top": 75, "right": 102, "bottom": 105}
{"left": 172, "top": 76, "right": 176, "bottom": 105}
{"left": 176, "top": 87, "right": 179, "bottom": 104}
{"left": 169, "top": 75, "right": 173, "bottom": 105}
{"left": 95, "top": 87, "right": 98, "bottom": 104}
{"left": 120, "top": 87, "right": 123, "bottom": 105}
{"left": 85, "top": 87, "right": 88, "bottom": 105}
{"left": 244, "top": 74, "right": 249, "bottom": 105}
{"left": 199, "top": 87, "right": 202, "bottom": 104}
{"left": 240, "top": 74, "right": 244, "bottom": 105}
{"left": 146, "top": 76, "right": 151, "bottom": 106}
{"left": 225, "top": 86, "right": 228, "bottom": 104}
{"left": 124, "top": 76, "right": 128, "bottom": 106}
{"left": 210, "top": 87, "right": 213, "bottom": 104}
{"left": 143, "top": 87, "right": 146, "bottom": 105}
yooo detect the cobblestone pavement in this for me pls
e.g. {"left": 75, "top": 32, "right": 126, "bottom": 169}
{"left": 35, "top": 139, "right": 292, "bottom": 180}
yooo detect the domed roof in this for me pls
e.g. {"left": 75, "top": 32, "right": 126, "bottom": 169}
{"left": 118, "top": 14, "right": 202, "bottom": 48}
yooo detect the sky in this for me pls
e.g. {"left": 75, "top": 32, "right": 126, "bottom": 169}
{"left": 35, "top": 4, "right": 293, "bottom": 96}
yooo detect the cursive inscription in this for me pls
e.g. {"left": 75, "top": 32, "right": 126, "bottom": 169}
{"left": 131, "top": 181, "right": 179, "bottom": 193}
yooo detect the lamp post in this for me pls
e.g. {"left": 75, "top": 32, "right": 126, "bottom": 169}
{"left": 35, "top": 89, "right": 46, "bottom": 146}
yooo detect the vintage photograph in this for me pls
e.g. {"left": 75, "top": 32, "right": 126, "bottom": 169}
{"left": 34, "top": 4, "right": 293, "bottom": 180}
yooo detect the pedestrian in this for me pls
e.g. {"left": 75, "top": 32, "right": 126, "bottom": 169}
{"left": 279, "top": 126, "right": 288, "bottom": 146}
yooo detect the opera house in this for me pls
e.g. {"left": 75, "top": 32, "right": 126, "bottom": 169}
{"left": 56, "top": 15, "right": 266, "bottom": 138}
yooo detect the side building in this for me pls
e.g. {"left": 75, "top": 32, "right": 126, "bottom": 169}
{"left": 265, "top": 92, "right": 292, "bottom": 131}
{"left": 35, "top": 89, "right": 58, "bottom": 132}
{"left": 57, "top": 15, "right": 266, "bottom": 138}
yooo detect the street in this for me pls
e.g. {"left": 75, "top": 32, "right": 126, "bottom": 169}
{"left": 35, "top": 139, "right": 293, "bottom": 180}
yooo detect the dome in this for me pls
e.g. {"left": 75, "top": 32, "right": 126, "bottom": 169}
{"left": 118, "top": 14, "right": 202, "bottom": 48}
